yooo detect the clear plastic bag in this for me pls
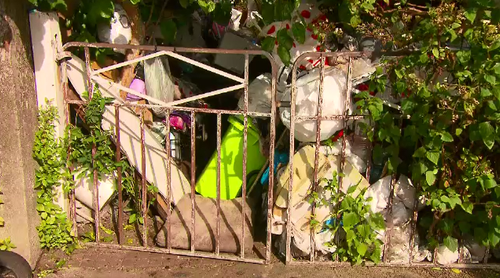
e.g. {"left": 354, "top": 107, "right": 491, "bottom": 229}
{"left": 143, "top": 56, "right": 176, "bottom": 117}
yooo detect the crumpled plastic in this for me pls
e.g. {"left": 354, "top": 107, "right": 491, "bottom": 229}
{"left": 280, "top": 67, "right": 350, "bottom": 142}
{"left": 143, "top": 56, "right": 176, "bottom": 117}
{"left": 237, "top": 73, "right": 273, "bottom": 115}
{"left": 97, "top": 4, "right": 132, "bottom": 55}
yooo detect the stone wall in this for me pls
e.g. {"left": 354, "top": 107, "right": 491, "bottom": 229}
{"left": 0, "top": 0, "right": 41, "bottom": 268}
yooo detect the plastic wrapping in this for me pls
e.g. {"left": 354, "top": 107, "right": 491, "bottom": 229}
{"left": 280, "top": 67, "right": 349, "bottom": 142}
{"left": 237, "top": 73, "right": 273, "bottom": 115}
{"left": 143, "top": 56, "right": 176, "bottom": 117}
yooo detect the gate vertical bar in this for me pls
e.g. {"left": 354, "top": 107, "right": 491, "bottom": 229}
{"left": 62, "top": 58, "right": 77, "bottom": 237}
{"left": 216, "top": 112, "right": 222, "bottom": 256}
{"left": 115, "top": 105, "right": 124, "bottom": 244}
{"left": 190, "top": 111, "right": 196, "bottom": 252}
{"left": 286, "top": 63, "right": 299, "bottom": 263}
{"left": 140, "top": 109, "right": 148, "bottom": 247}
{"left": 310, "top": 54, "right": 326, "bottom": 262}
{"left": 85, "top": 46, "right": 100, "bottom": 243}
{"left": 266, "top": 57, "right": 278, "bottom": 263}
{"left": 165, "top": 110, "right": 172, "bottom": 251}
{"left": 241, "top": 54, "right": 249, "bottom": 258}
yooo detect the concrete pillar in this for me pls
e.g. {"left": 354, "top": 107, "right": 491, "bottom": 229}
{"left": 0, "top": 0, "right": 42, "bottom": 268}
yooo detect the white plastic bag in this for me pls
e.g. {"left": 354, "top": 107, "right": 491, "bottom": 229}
{"left": 435, "top": 245, "right": 459, "bottom": 265}
{"left": 97, "top": 4, "right": 132, "bottom": 55}
{"left": 237, "top": 73, "right": 273, "bottom": 115}
{"left": 280, "top": 67, "right": 349, "bottom": 142}
{"left": 143, "top": 56, "right": 176, "bottom": 117}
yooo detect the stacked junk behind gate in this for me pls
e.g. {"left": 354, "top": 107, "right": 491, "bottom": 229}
{"left": 38, "top": 0, "right": 500, "bottom": 268}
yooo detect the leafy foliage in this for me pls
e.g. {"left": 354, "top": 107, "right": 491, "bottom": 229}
{"left": 33, "top": 102, "right": 76, "bottom": 253}
{"left": 353, "top": 0, "right": 500, "bottom": 254}
{"left": 69, "top": 89, "right": 157, "bottom": 225}
{"left": 310, "top": 173, "right": 385, "bottom": 265}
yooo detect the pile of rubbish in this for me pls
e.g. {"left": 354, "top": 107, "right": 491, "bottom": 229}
{"left": 48, "top": 0, "right": 493, "bottom": 264}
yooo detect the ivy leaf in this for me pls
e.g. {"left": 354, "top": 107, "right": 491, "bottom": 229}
{"left": 426, "top": 171, "right": 436, "bottom": 186}
{"left": 357, "top": 243, "right": 368, "bottom": 256}
{"left": 440, "top": 132, "right": 454, "bottom": 142}
{"left": 277, "top": 45, "right": 291, "bottom": 66}
{"left": 343, "top": 212, "right": 359, "bottom": 228}
{"left": 277, "top": 29, "right": 293, "bottom": 50}
{"left": 485, "top": 75, "right": 497, "bottom": 85}
{"left": 479, "top": 122, "right": 495, "bottom": 149}
{"left": 461, "top": 201, "right": 474, "bottom": 214}
{"left": 87, "top": 0, "right": 115, "bottom": 26}
{"left": 443, "top": 236, "right": 458, "bottom": 252}
{"left": 480, "top": 175, "right": 498, "bottom": 190}
{"left": 292, "top": 22, "right": 306, "bottom": 44}
{"left": 198, "top": 0, "right": 216, "bottom": 14}
{"left": 465, "top": 8, "right": 477, "bottom": 23}
{"left": 426, "top": 151, "right": 440, "bottom": 165}
{"left": 160, "top": 20, "right": 177, "bottom": 44}
{"left": 481, "top": 88, "right": 493, "bottom": 97}
{"left": 489, "top": 232, "right": 500, "bottom": 247}
{"left": 261, "top": 1, "right": 275, "bottom": 25}
{"left": 490, "top": 40, "right": 500, "bottom": 52}
{"left": 261, "top": 36, "right": 275, "bottom": 53}
{"left": 128, "top": 213, "right": 137, "bottom": 224}
{"left": 432, "top": 48, "right": 440, "bottom": 59}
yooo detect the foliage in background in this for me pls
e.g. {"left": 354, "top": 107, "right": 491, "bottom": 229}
{"left": 355, "top": 0, "right": 500, "bottom": 254}
{"left": 33, "top": 102, "right": 76, "bottom": 253}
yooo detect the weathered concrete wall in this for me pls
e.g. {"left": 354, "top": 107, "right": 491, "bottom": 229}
{"left": 0, "top": 0, "right": 41, "bottom": 268}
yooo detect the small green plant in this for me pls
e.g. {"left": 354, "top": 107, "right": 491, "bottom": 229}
{"left": 0, "top": 238, "right": 16, "bottom": 251}
{"left": 33, "top": 101, "right": 77, "bottom": 253}
{"left": 309, "top": 172, "right": 385, "bottom": 265}
{"left": 68, "top": 89, "right": 157, "bottom": 226}
{"left": 329, "top": 186, "right": 385, "bottom": 265}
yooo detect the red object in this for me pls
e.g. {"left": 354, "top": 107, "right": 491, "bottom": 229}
{"left": 358, "top": 83, "right": 369, "bottom": 91}
{"left": 311, "top": 34, "right": 318, "bottom": 40}
{"left": 293, "top": 42, "right": 296, "bottom": 48}
{"left": 267, "top": 25, "right": 276, "bottom": 35}
{"left": 299, "top": 65, "right": 306, "bottom": 70}
{"left": 286, "top": 24, "right": 290, "bottom": 30}
{"left": 301, "top": 10, "right": 311, "bottom": 18}
{"left": 319, "top": 14, "right": 327, "bottom": 21}
{"left": 332, "top": 130, "right": 344, "bottom": 142}
{"left": 308, "top": 59, "right": 314, "bottom": 64}
{"left": 316, "top": 45, "right": 321, "bottom": 52}
{"left": 275, "top": 40, "right": 278, "bottom": 45}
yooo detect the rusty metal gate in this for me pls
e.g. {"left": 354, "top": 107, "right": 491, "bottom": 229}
{"left": 60, "top": 42, "right": 278, "bottom": 264}
{"left": 56, "top": 41, "right": 500, "bottom": 268}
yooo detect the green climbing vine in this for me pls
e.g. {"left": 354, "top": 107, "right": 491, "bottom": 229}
{"left": 33, "top": 101, "right": 76, "bottom": 253}
{"left": 354, "top": 0, "right": 500, "bottom": 258}
{"left": 68, "top": 89, "right": 157, "bottom": 226}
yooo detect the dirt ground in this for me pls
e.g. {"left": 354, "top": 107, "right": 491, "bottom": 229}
{"left": 35, "top": 247, "right": 500, "bottom": 278}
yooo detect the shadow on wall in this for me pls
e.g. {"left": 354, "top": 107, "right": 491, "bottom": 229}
{"left": 1, "top": 0, "right": 38, "bottom": 71}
